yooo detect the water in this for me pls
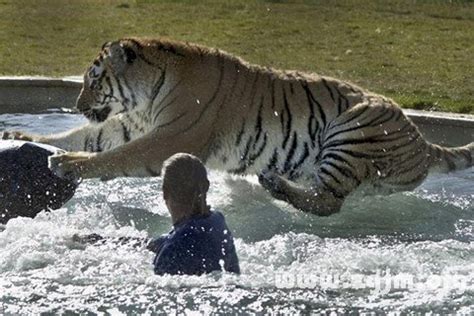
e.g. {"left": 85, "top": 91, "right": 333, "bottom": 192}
{"left": 0, "top": 110, "right": 473, "bottom": 314}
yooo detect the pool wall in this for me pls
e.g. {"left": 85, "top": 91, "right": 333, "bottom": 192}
{"left": 0, "top": 77, "right": 472, "bottom": 146}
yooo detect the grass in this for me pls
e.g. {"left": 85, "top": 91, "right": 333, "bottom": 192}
{"left": 0, "top": 0, "right": 473, "bottom": 113}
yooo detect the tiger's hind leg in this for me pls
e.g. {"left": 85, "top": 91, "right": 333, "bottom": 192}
{"left": 259, "top": 171, "right": 342, "bottom": 216}
{"left": 318, "top": 99, "right": 431, "bottom": 197}
{"left": 259, "top": 99, "right": 431, "bottom": 215}
{"left": 259, "top": 158, "right": 362, "bottom": 216}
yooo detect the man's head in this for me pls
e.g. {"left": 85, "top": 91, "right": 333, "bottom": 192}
{"left": 162, "top": 153, "right": 210, "bottom": 222}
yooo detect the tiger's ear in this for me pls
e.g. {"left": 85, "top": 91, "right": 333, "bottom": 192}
{"left": 101, "top": 41, "right": 111, "bottom": 51}
{"left": 107, "top": 41, "right": 137, "bottom": 68}
{"left": 122, "top": 44, "right": 137, "bottom": 64}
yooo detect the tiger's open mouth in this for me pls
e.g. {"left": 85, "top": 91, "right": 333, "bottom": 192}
{"left": 83, "top": 107, "right": 112, "bottom": 122}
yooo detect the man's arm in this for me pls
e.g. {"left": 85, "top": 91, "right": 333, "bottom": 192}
{"left": 72, "top": 233, "right": 153, "bottom": 250}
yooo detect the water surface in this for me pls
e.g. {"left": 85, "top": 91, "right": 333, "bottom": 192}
{"left": 0, "top": 111, "right": 472, "bottom": 314}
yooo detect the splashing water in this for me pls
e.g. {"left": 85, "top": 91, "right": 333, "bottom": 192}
{"left": 0, "top": 111, "right": 473, "bottom": 314}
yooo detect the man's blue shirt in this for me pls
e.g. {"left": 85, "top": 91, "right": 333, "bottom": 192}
{"left": 150, "top": 210, "right": 240, "bottom": 276}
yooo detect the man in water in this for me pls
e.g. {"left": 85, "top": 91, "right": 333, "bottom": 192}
{"left": 75, "top": 153, "right": 240, "bottom": 276}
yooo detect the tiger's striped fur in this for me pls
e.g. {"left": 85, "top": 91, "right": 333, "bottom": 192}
{"left": 5, "top": 37, "right": 472, "bottom": 216}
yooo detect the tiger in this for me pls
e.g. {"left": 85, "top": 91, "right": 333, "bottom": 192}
{"left": 2, "top": 37, "right": 473, "bottom": 216}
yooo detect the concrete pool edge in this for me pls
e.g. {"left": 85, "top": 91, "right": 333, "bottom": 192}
{"left": 0, "top": 76, "right": 82, "bottom": 114}
{"left": 0, "top": 76, "right": 472, "bottom": 146}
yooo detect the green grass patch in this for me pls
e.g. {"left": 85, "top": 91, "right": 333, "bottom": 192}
{"left": 0, "top": 0, "right": 472, "bottom": 113}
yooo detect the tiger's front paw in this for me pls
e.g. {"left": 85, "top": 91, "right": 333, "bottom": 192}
{"left": 2, "top": 130, "right": 37, "bottom": 142}
{"left": 48, "top": 151, "right": 97, "bottom": 181}
{"left": 258, "top": 170, "right": 289, "bottom": 202}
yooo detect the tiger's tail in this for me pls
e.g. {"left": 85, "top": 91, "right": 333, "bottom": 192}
{"left": 427, "top": 142, "right": 473, "bottom": 174}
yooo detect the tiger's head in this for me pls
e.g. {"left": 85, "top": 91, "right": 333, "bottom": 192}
{"left": 76, "top": 38, "right": 170, "bottom": 123}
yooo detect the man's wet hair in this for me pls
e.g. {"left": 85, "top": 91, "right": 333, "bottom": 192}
{"left": 161, "top": 153, "right": 210, "bottom": 215}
